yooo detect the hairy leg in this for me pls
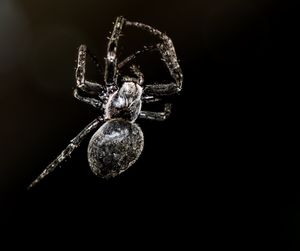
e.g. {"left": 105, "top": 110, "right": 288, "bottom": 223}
{"left": 118, "top": 45, "right": 157, "bottom": 69}
{"left": 75, "top": 44, "right": 105, "bottom": 107}
{"left": 73, "top": 89, "right": 103, "bottom": 108}
{"left": 104, "top": 16, "right": 126, "bottom": 92}
{"left": 139, "top": 103, "right": 172, "bottom": 121}
{"left": 76, "top": 44, "right": 104, "bottom": 93}
{"left": 28, "top": 117, "right": 105, "bottom": 189}
{"left": 125, "top": 20, "right": 183, "bottom": 96}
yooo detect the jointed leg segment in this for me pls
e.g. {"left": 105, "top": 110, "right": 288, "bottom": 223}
{"left": 125, "top": 20, "right": 183, "bottom": 97}
{"left": 105, "top": 16, "right": 126, "bottom": 90}
{"left": 73, "top": 89, "right": 102, "bottom": 108}
{"left": 139, "top": 103, "right": 172, "bottom": 121}
{"left": 28, "top": 117, "right": 105, "bottom": 189}
{"left": 75, "top": 45, "right": 103, "bottom": 92}
{"left": 75, "top": 45, "right": 105, "bottom": 108}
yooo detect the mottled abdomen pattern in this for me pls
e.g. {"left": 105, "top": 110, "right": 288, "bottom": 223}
{"left": 87, "top": 119, "right": 144, "bottom": 178}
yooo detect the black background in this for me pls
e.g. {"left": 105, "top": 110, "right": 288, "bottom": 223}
{"left": 0, "top": 0, "right": 297, "bottom": 249}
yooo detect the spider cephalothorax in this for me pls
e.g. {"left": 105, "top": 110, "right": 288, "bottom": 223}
{"left": 105, "top": 80, "right": 143, "bottom": 121}
{"left": 28, "top": 16, "right": 183, "bottom": 189}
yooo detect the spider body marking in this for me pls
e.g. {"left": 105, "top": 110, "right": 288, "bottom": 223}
{"left": 28, "top": 16, "right": 183, "bottom": 189}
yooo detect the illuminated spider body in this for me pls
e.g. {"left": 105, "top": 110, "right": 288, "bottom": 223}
{"left": 28, "top": 16, "right": 183, "bottom": 189}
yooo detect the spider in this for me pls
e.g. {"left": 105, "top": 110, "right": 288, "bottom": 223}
{"left": 28, "top": 16, "right": 183, "bottom": 189}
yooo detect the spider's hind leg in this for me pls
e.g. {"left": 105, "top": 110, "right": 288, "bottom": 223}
{"left": 28, "top": 117, "right": 105, "bottom": 189}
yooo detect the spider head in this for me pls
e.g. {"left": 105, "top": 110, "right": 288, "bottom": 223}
{"left": 118, "top": 77, "right": 143, "bottom": 102}
{"left": 105, "top": 77, "right": 143, "bottom": 121}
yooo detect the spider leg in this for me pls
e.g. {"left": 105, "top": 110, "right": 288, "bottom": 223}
{"left": 76, "top": 44, "right": 104, "bottom": 93}
{"left": 105, "top": 16, "right": 126, "bottom": 91}
{"left": 125, "top": 20, "right": 183, "bottom": 96}
{"left": 118, "top": 45, "right": 157, "bottom": 69}
{"left": 142, "top": 96, "right": 161, "bottom": 103}
{"left": 73, "top": 89, "right": 103, "bottom": 108}
{"left": 75, "top": 45, "right": 105, "bottom": 108}
{"left": 28, "top": 117, "right": 105, "bottom": 189}
{"left": 139, "top": 103, "right": 172, "bottom": 121}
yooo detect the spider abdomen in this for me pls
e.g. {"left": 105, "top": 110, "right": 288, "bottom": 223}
{"left": 87, "top": 119, "right": 144, "bottom": 178}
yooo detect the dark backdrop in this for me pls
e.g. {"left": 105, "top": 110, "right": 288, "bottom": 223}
{"left": 0, "top": 0, "right": 297, "bottom": 249}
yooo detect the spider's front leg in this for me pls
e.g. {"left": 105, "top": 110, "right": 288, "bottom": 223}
{"left": 74, "top": 45, "right": 105, "bottom": 108}
{"left": 125, "top": 20, "right": 183, "bottom": 97}
{"left": 143, "top": 40, "right": 183, "bottom": 96}
{"left": 28, "top": 117, "right": 105, "bottom": 189}
{"left": 104, "top": 16, "right": 126, "bottom": 91}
